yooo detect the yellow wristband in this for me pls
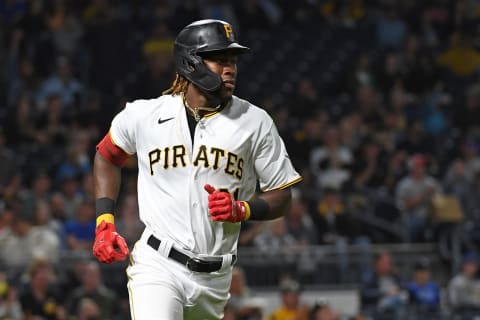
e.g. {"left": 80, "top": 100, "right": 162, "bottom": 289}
{"left": 96, "top": 213, "right": 115, "bottom": 226}
{"left": 242, "top": 201, "right": 251, "bottom": 221}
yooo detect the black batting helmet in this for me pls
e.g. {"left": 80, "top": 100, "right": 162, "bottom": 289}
{"left": 174, "top": 19, "right": 250, "bottom": 94}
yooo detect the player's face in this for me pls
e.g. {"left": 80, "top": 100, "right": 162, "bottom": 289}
{"left": 202, "top": 51, "right": 238, "bottom": 99}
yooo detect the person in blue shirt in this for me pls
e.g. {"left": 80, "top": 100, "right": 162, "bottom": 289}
{"left": 407, "top": 258, "right": 440, "bottom": 314}
{"left": 64, "top": 201, "right": 96, "bottom": 252}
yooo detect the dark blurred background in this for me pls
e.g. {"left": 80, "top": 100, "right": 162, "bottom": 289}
{"left": 2, "top": 0, "right": 480, "bottom": 319}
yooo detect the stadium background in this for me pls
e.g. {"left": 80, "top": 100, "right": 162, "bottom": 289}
{"left": 1, "top": 0, "right": 480, "bottom": 319}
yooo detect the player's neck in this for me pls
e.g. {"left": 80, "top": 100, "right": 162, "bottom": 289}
{"left": 184, "top": 89, "right": 209, "bottom": 112}
{"left": 184, "top": 86, "right": 220, "bottom": 121}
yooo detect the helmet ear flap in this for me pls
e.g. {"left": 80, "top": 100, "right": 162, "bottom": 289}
{"left": 175, "top": 49, "right": 222, "bottom": 92}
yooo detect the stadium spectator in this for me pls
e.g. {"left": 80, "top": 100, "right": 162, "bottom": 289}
{"left": 437, "top": 34, "right": 480, "bottom": 77}
{"left": 376, "top": 53, "right": 405, "bottom": 97}
{"left": 128, "top": 22, "right": 175, "bottom": 100}
{"left": 284, "top": 188, "right": 318, "bottom": 246}
{"left": 447, "top": 252, "right": 480, "bottom": 316}
{"left": 4, "top": 29, "right": 41, "bottom": 108}
{"left": 350, "top": 137, "right": 389, "bottom": 191}
{"left": 33, "top": 199, "right": 63, "bottom": 240}
{"left": 0, "top": 272, "right": 22, "bottom": 320}
{"left": 115, "top": 193, "right": 144, "bottom": 248}
{"left": 237, "top": 221, "right": 265, "bottom": 247}
{"left": 395, "top": 153, "right": 439, "bottom": 242}
{"left": 406, "top": 258, "right": 440, "bottom": 315}
{"left": 338, "top": 112, "right": 367, "bottom": 153}
{"left": 47, "top": 1, "right": 84, "bottom": 57}
{"left": 0, "top": 200, "right": 60, "bottom": 275}
{"left": 36, "top": 92, "right": 68, "bottom": 142}
{"left": 460, "top": 138, "right": 480, "bottom": 181}
{"left": 80, "top": 171, "right": 95, "bottom": 203}
{"left": 228, "top": 266, "right": 263, "bottom": 320}
{"left": 422, "top": 91, "right": 448, "bottom": 137}
{"left": 55, "top": 130, "right": 92, "bottom": 185}
{"left": 376, "top": 6, "right": 407, "bottom": 50}
{"left": 289, "top": 78, "right": 320, "bottom": 121}
{"left": 63, "top": 201, "right": 95, "bottom": 252}
{"left": 3, "top": 95, "right": 38, "bottom": 147}
{"left": 309, "top": 301, "right": 340, "bottom": 320}
{"left": 361, "top": 251, "right": 407, "bottom": 318}
{"left": 314, "top": 185, "right": 370, "bottom": 281}
{"left": 59, "top": 175, "right": 84, "bottom": 220}
{"left": 76, "top": 297, "right": 101, "bottom": 320}
{"left": 49, "top": 191, "right": 68, "bottom": 223}
{"left": 313, "top": 187, "right": 363, "bottom": 244}
{"left": 65, "top": 261, "right": 116, "bottom": 320}
{"left": 443, "top": 158, "right": 471, "bottom": 213}
{"left": 310, "top": 126, "right": 353, "bottom": 190}
{"left": 19, "top": 259, "right": 65, "bottom": 320}
{"left": 287, "top": 111, "right": 328, "bottom": 178}
{"left": 267, "top": 278, "right": 309, "bottom": 320}
{"left": 344, "top": 53, "right": 376, "bottom": 93}
{"left": 35, "top": 56, "right": 83, "bottom": 110}
{"left": 24, "top": 171, "right": 52, "bottom": 204}
{"left": 354, "top": 84, "right": 385, "bottom": 132}
{"left": 253, "top": 218, "right": 300, "bottom": 253}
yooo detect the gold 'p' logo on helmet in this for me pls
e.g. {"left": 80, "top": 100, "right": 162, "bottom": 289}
{"left": 223, "top": 24, "right": 233, "bottom": 39}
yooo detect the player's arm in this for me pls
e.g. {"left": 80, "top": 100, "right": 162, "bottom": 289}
{"left": 94, "top": 151, "right": 122, "bottom": 201}
{"left": 204, "top": 185, "right": 292, "bottom": 223}
{"left": 92, "top": 133, "right": 130, "bottom": 263}
{"left": 247, "top": 188, "right": 291, "bottom": 220}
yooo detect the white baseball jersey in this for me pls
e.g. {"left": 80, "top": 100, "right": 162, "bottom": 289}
{"left": 110, "top": 94, "right": 301, "bottom": 256}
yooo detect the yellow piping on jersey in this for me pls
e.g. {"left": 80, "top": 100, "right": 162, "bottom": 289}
{"left": 203, "top": 98, "right": 232, "bottom": 119}
{"left": 127, "top": 281, "right": 136, "bottom": 320}
{"left": 125, "top": 242, "right": 137, "bottom": 319}
{"left": 203, "top": 110, "right": 220, "bottom": 119}
{"left": 261, "top": 176, "right": 303, "bottom": 192}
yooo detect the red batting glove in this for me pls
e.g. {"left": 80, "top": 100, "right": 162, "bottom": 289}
{"left": 204, "top": 184, "right": 249, "bottom": 223}
{"left": 93, "top": 221, "right": 129, "bottom": 264}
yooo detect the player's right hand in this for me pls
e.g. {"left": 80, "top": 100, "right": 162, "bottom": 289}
{"left": 204, "top": 184, "right": 250, "bottom": 223}
{"left": 93, "top": 221, "right": 129, "bottom": 264}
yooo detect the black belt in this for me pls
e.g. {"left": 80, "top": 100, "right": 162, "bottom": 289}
{"left": 147, "top": 235, "right": 236, "bottom": 273}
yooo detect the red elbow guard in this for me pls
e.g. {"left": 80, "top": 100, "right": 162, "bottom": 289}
{"left": 96, "top": 133, "right": 130, "bottom": 167}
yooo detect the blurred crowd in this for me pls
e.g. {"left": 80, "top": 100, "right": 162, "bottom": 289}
{"left": 2, "top": 0, "right": 480, "bottom": 319}
{"left": 227, "top": 251, "right": 480, "bottom": 320}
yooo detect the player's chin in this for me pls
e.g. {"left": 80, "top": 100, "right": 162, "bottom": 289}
{"left": 218, "top": 92, "right": 232, "bottom": 102}
{"left": 221, "top": 86, "right": 235, "bottom": 98}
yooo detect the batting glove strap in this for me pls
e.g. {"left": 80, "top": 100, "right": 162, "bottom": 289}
{"left": 93, "top": 221, "right": 129, "bottom": 264}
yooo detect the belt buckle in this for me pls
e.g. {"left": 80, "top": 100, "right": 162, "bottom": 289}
{"left": 186, "top": 257, "right": 209, "bottom": 272}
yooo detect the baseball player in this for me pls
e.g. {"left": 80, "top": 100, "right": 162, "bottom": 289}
{"left": 92, "top": 19, "right": 302, "bottom": 319}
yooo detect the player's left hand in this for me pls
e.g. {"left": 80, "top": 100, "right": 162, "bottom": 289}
{"left": 204, "top": 184, "right": 249, "bottom": 223}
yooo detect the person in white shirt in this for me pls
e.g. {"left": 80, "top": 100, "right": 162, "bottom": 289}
{"left": 91, "top": 19, "right": 302, "bottom": 319}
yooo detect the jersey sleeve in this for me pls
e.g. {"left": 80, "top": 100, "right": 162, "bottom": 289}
{"left": 109, "top": 102, "right": 137, "bottom": 154}
{"left": 253, "top": 118, "right": 302, "bottom": 191}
